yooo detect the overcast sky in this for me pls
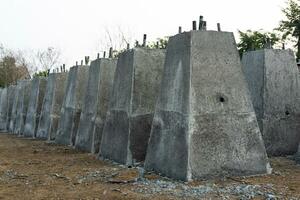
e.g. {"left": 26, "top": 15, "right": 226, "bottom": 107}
{"left": 0, "top": 0, "right": 287, "bottom": 69}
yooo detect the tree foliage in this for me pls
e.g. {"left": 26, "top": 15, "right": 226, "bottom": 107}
{"left": 33, "top": 70, "right": 49, "bottom": 78}
{"left": 112, "top": 37, "right": 169, "bottom": 58}
{"left": 277, "top": 0, "right": 300, "bottom": 59}
{"left": 0, "top": 45, "right": 30, "bottom": 88}
{"left": 147, "top": 37, "right": 169, "bottom": 49}
{"left": 237, "top": 30, "right": 280, "bottom": 57}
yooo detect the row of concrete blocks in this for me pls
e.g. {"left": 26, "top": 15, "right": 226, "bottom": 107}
{"left": 0, "top": 30, "right": 299, "bottom": 181}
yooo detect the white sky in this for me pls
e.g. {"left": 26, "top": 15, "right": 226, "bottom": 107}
{"left": 0, "top": 0, "right": 287, "bottom": 69}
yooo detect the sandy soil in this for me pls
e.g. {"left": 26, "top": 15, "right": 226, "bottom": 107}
{"left": 0, "top": 133, "right": 299, "bottom": 200}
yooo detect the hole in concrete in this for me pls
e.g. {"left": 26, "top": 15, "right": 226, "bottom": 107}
{"left": 285, "top": 111, "right": 290, "bottom": 116}
{"left": 219, "top": 97, "right": 225, "bottom": 103}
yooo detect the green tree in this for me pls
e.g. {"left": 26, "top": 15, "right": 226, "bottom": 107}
{"left": 113, "top": 37, "right": 169, "bottom": 58}
{"left": 147, "top": 37, "right": 169, "bottom": 49}
{"left": 277, "top": 0, "right": 300, "bottom": 60}
{"left": 237, "top": 30, "right": 280, "bottom": 57}
{"left": 33, "top": 70, "right": 49, "bottom": 78}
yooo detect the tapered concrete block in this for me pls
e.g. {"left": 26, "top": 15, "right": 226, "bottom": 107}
{"left": 242, "top": 49, "right": 300, "bottom": 156}
{"left": 75, "top": 58, "right": 117, "bottom": 153}
{"left": 23, "top": 77, "right": 47, "bottom": 137}
{"left": 0, "top": 88, "right": 8, "bottom": 131}
{"left": 0, "top": 89, "right": 2, "bottom": 106}
{"left": 9, "top": 81, "right": 25, "bottom": 133}
{"left": 99, "top": 48, "right": 165, "bottom": 165}
{"left": 5, "top": 85, "right": 17, "bottom": 132}
{"left": 8, "top": 86, "right": 20, "bottom": 133}
{"left": 36, "top": 73, "right": 67, "bottom": 140}
{"left": 56, "top": 65, "right": 89, "bottom": 145}
{"left": 0, "top": 89, "right": 2, "bottom": 124}
{"left": 14, "top": 80, "right": 31, "bottom": 135}
{"left": 145, "top": 31, "right": 270, "bottom": 181}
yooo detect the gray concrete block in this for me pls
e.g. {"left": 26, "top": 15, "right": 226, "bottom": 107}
{"left": 14, "top": 80, "right": 31, "bottom": 135}
{"left": 0, "top": 88, "right": 2, "bottom": 127}
{"left": 145, "top": 31, "right": 270, "bottom": 181}
{"left": 5, "top": 85, "right": 17, "bottom": 132}
{"left": 9, "top": 81, "right": 24, "bottom": 133}
{"left": 0, "top": 88, "right": 8, "bottom": 131}
{"left": 242, "top": 49, "right": 300, "bottom": 156}
{"left": 55, "top": 65, "right": 89, "bottom": 145}
{"left": 0, "top": 89, "right": 2, "bottom": 106}
{"left": 36, "top": 73, "right": 67, "bottom": 140}
{"left": 23, "top": 77, "right": 47, "bottom": 137}
{"left": 8, "top": 82, "right": 20, "bottom": 133}
{"left": 75, "top": 58, "right": 117, "bottom": 153}
{"left": 8, "top": 81, "right": 21, "bottom": 133}
{"left": 99, "top": 48, "right": 165, "bottom": 165}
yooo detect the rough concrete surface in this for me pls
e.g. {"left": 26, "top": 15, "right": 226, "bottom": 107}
{"left": 36, "top": 72, "right": 67, "bottom": 140}
{"left": 0, "top": 89, "right": 2, "bottom": 119}
{"left": 23, "top": 77, "right": 47, "bottom": 138}
{"left": 0, "top": 89, "right": 2, "bottom": 107}
{"left": 5, "top": 85, "right": 17, "bottom": 132}
{"left": 8, "top": 81, "right": 25, "bottom": 133}
{"left": 56, "top": 65, "right": 89, "bottom": 146}
{"left": 14, "top": 80, "right": 31, "bottom": 135}
{"left": 242, "top": 49, "right": 300, "bottom": 156}
{"left": 0, "top": 88, "right": 8, "bottom": 131}
{"left": 99, "top": 48, "right": 165, "bottom": 165}
{"left": 75, "top": 58, "right": 117, "bottom": 153}
{"left": 145, "top": 31, "right": 270, "bottom": 181}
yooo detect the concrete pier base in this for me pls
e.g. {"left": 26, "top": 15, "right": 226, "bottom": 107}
{"left": 55, "top": 65, "right": 89, "bottom": 146}
{"left": 0, "top": 88, "right": 8, "bottom": 131}
{"left": 75, "top": 58, "right": 117, "bottom": 153}
{"left": 5, "top": 85, "right": 17, "bottom": 132}
{"left": 9, "top": 81, "right": 24, "bottom": 133}
{"left": 144, "top": 31, "right": 270, "bottom": 181}
{"left": 242, "top": 49, "right": 300, "bottom": 156}
{"left": 23, "top": 77, "right": 47, "bottom": 137}
{"left": 36, "top": 73, "right": 67, "bottom": 140}
{"left": 14, "top": 80, "right": 31, "bottom": 135}
{"left": 99, "top": 48, "right": 165, "bottom": 165}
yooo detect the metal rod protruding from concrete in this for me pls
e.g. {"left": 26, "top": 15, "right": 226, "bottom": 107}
{"left": 47, "top": 69, "right": 50, "bottom": 75}
{"left": 85, "top": 56, "right": 90, "bottom": 65}
{"left": 103, "top": 51, "right": 106, "bottom": 58}
{"left": 127, "top": 43, "right": 130, "bottom": 50}
{"left": 199, "top": 15, "right": 204, "bottom": 30}
{"left": 60, "top": 66, "right": 63, "bottom": 72}
{"left": 192, "top": 21, "right": 197, "bottom": 30}
{"left": 81, "top": 60, "right": 83, "bottom": 66}
{"left": 217, "top": 23, "right": 221, "bottom": 32}
{"left": 282, "top": 43, "right": 285, "bottom": 50}
{"left": 156, "top": 41, "right": 159, "bottom": 48}
{"left": 142, "top": 34, "right": 147, "bottom": 47}
{"left": 63, "top": 64, "right": 65, "bottom": 72}
{"left": 264, "top": 38, "right": 272, "bottom": 49}
{"left": 97, "top": 53, "right": 100, "bottom": 59}
{"left": 135, "top": 41, "right": 139, "bottom": 47}
{"left": 178, "top": 26, "right": 182, "bottom": 33}
{"left": 109, "top": 47, "right": 113, "bottom": 58}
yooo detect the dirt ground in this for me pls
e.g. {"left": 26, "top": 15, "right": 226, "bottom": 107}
{"left": 0, "top": 133, "right": 299, "bottom": 200}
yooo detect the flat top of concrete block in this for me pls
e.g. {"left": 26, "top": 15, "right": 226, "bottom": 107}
{"left": 243, "top": 48, "right": 295, "bottom": 57}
